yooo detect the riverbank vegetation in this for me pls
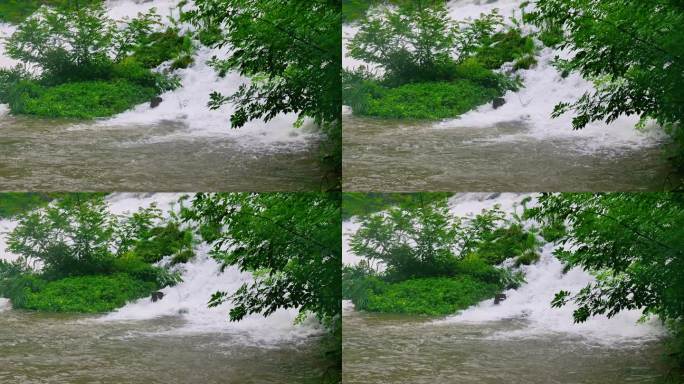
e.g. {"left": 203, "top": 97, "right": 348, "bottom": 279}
{"left": 528, "top": 192, "right": 684, "bottom": 380}
{"left": 343, "top": 194, "right": 537, "bottom": 315}
{"left": 343, "top": 2, "right": 535, "bottom": 120}
{"left": 342, "top": 192, "right": 453, "bottom": 220}
{"left": 0, "top": 0, "right": 98, "bottom": 24}
{"left": 0, "top": 3, "right": 193, "bottom": 119}
{"left": 0, "top": 192, "right": 67, "bottom": 219}
{"left": 0, "top": 194, "right": 193, "bottom": 313}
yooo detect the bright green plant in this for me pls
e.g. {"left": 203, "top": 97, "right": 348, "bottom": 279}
{"left": 182, "top": 192, "right": 341, "bottom": 329}
{"left": 9, "top": 80, "right": 157, "bottom": 119}
{"left": 20, "top": 273, "right": 158, "bottom": 313}
{"left": 360, "top": 80, "right": 502, "bottom": 120}
{"left": 360, "top": 276, "right": 500, "bottom": 316}
{"left": 0, "top": 192, "right": 61, "bottom": 219}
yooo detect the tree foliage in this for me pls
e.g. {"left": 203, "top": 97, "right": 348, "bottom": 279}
{"left": 349, "top": 195, "right": 537, "bottom": 281}
{"left": 348, "top": 2, "right": 458, "bottom": 82}
{"left": 524, "top": 0, "right": 684, "bottom": 169}
{"left": 7, "top": 194, "right": 193, "bottom": 280}
{"left": 182, "top": 192, "right": 341, "bottom": 327}
{"left": 527, "top": 193, "right": 684, "bottom": 323}
{"left": 182, "top": 0, "right": 342, "bottom": 187}
{"left": 181, "top": 0, "right": 341, "bottom": 127}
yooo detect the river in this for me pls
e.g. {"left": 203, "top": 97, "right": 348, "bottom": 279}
{"left": 0, "top": 1, "right": 325, "bottom": 191}
{"left": 342, "top": 0, "right": 681, "bottom": 191}
{"left": 0, "top": 194, "right": 333, "bottom": 383}
{"left": 343, "top": 114, "right": 677, "bottom": 191}
{"left": 343, "top": 304, "right": 667, "bottom": 384}
{"left": 0, "top": 304, "right": 330, "bottom": 384}
{"left": 342, "top": 193, "right": 671, "bottom": 383}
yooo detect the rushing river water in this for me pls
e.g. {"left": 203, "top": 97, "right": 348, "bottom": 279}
{"left": 0, "top": 305, "right": 330, "bottom": 384}
{"left": 0, "top": 0, "right": 327, "bottom": 191}
{"left": 0, "top": 194, "right": 334, "bottom": 383}
{"left": 343, "top": 305, "right": 668, "bottom": 384}
{"left": 342, "top": 193, "right": 671, "bottom": 383}
{"left": 342, "top": 0, "right": 683, "bottom": 192}
{"left": 0, "top": 114, "right": 322, "bottom": 191}
{"left": 342, "top": 114, "right": 679, "bottom": 191}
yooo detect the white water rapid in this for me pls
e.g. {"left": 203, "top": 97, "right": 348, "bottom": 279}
{"left": 343, "top": 193, "right": 665, "bottom": 344}
{"left": 0, "top": 193, "right": 323, "bottom": 346}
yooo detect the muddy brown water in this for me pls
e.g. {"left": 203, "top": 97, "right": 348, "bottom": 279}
{"left": 343, "top": 306, "right": 670, "bottom": 384}
{"left": 0, "top": 114, "right": 324, "bottom": 191}
{"left": 343, "top": 114, "right": 681, "bottom": 191}
{"left": 0, "top": 308, "right": 331, "bottom": 384}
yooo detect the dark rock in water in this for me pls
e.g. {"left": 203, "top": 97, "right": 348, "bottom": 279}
{"left": 494, "top": 293, "right": 507, "bottom": 305}
{"left": 492, "top": 97, "right": 506, "bottom": 109}
{"left": 178, "top": 308, "right": 189, "bottom": 314}
{"left": 150, "top": 97, "right": 163, "bottom": 109}
{"left": 151, "top": 291, "right": 165, "bottom": 302}
{"left": 486, "top": 0, "right": 498, "bottom": 3}
{"left": 486, "top": 192, "right": 502, "bottom": 200}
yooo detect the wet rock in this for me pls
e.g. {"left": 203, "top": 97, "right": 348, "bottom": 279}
{"left": 494, "top": 293, "right": 507, "bottom": 305}
{"left": 151, "top": 291, "right": 165, "bottom": 302}
{"left": 178, "top": 308, "right": 189, "bottom": 314}
{"left": 150, "top": 96, "right": 163, "bottom": 109}
{"left": 492, "top": 97, "right": 506, "bottom": 109}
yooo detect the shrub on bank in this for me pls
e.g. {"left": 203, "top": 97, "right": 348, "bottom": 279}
{"left": 352, "top": 80, "right": 501, "bottom": 120}
{"left": 20, "top": 274, "right": 158, "bottom": 313}
{"left": 0, "top": 195, "right": 190, "bottom": 313}
{"left": 1, "top": 4, "right": 193, "bottom": 119}
{"left": 0, "top": 0, "right": 100, "bottom": 24}
{"left": 8, "top": 80, "right": 157, "bottom": 119}
{"left": 344, "top": 2, "right": 538, "bottom": 120}
{"left": 474, "top": 29, "right": 536, "bottom": 70}
{"left": 358, "top": 276, "right": 500, "bottom": 316}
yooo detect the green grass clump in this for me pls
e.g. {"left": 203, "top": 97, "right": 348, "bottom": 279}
{"left": 344, "top": 58, "right": 514, "bottom": 120}
{"left": 360, "top": 80, "right": 500, "bottom": 119}
{"left": 476, "top": 223, "right": 540, "bottom": 265}
{"left": 0, "top": 193, "right": 57, "bottom": 219}
{"left": 0, "top": 0, "right": 99, "bottom": 24}
{"left": 20, "top": 274, "right": 157, "bottom": 313}
{"left": 515, "top": 249, "right": 541, "bottom": 267}
{"left": 475, "top": 29, "right": 536, "bottom": 70}
{"left": 361, "top": 276, "right": 500, "bottom": 315}
{"left": 514, "top": 55, "right": 538, "bottom": 71}
{"left": 342, "top": 192, "right": 453, "bottom": 220}
{"left": 8, "top": 80, "right": 156, "bottom": 119}
{"left": 132, "top": 222, "right": 195, "bottom": 264}
{"left": 132, "top": 28, "right": 195, "bottom": 69}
